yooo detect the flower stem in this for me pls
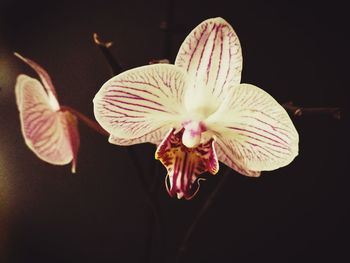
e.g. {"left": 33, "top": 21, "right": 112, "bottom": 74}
{"left": 93, "top": 34, "right": 162, "bottom": 263}
{"left": 60, "top": 105, "right": 108, "bottom": 137}
{"left": 63, "top": 104, "right": 162, "bottom": 262}
{"left": 93, "top": 33, "right": 123, "bottom": 76}
{"left": 282, "top": 101, "right": 341, "bottom": 119}
{"left": 126, "top": 146, "right": 162, "bottom": 262}
{"left": 174, "top": 168, "right": 231, "bottom": 263}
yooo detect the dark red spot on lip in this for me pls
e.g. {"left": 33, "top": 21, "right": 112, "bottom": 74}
{"left": 155, "top": 128, "right": 219, "bottom": 200}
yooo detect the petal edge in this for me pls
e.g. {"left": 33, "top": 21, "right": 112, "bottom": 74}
{"left": 175, "top": 17, "right": 242, "bottom": 100}
{"left": 93, "top": 64, "right": 187, "bottom": 142}
{"left": 207, "top": 83, "right": 299, "bottom": 173}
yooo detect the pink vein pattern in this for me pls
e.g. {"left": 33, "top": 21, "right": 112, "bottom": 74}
{"left": 175, "top": 17, "right": 242, "bottom": 100}
{"left": 108, "top": 126, "right": 169, "bottom": 146}
{"left": 210, "top": 84, "right": 299, "bottom": 173}
{"left": 16, "top": 76, "right": 78, "bottom": 169}
{"left": 94, "top": 64, "right": 187, "bottom": 143}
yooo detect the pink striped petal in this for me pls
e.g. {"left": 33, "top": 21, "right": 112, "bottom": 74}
{"left": 206, "top": 84, "right": 299, "bottom": 174}
{"left": 15, "top": 75, "right": 79, "bottom": 172}
{"left": 175, "top": 17, "right": 242, "bottom": 101}
{"left": 215, "top": 138, "right": 261, "bottom": 177}
{"left": 155, "top": 128, "right": 219, "bottom": 199}
{"left": 93, "top": 64, "right": 187, "bottom": 144}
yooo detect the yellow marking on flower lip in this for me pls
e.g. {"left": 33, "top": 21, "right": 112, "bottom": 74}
{"left": 156, "top": 128, "right": 219, "bottom": 200}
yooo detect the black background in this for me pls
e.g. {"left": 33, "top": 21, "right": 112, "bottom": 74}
{"left": 0, "top": 0, "right": 349, "bottom": 262}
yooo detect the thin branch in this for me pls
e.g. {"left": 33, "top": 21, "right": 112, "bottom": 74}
{"left": 175, "top": 168, "right": 232, "bottom": 263}
{"left": 93, "top": 34, "right": 162, "bottom": 263}
{"left": 127, "top": 146, "right": 162, "bottom": 263}
{"left": 282, "top": 101, "right": 341, "bottom": 119}
{"left": 60, "top": 105, "right": 108, "bottom": 137}
{"left": 64, "top": 105, "right": 162, "bottom": 263}
{"left": 93, "top": 33, "right": 123, "bottom": 75}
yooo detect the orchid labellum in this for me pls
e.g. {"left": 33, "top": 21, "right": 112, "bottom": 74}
{"left": 93, "top": 17, "right": 299, "bottom": 199}
{"left": 15, "top": 53, "right": 80, "bottom": 173}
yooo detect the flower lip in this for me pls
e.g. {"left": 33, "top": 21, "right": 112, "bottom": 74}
{"left": 156, "top": 128, "right": 219, "bottom": 200}
{"left": 165, "top": 173, "right": 206, "bottom": 200}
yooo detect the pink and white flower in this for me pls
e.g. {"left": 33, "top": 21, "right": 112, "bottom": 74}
{"left": 15, "top": 53, "right": 80, "bottom": 173}
{"left": 93, "top": 17, "right": 299, "bottom": 199}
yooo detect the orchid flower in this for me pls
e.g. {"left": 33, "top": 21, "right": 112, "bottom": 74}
{"left": 15, "top": 53, "right": 80, "bottom": 173}
{"left": 93, "top": 17, "right": 299, "bottom": 199}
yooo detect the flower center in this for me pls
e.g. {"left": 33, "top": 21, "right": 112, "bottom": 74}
{"left": 182, "top": 120, "right": 206, "bottom": 148}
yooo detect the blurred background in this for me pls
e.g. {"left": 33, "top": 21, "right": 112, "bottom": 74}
{"left": 0, "top": 0, "right": 348, "bottom": 262}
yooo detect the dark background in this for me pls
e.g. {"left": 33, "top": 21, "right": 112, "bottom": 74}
{"left": 0, "top": 0, "right": 348, "bottom": 262}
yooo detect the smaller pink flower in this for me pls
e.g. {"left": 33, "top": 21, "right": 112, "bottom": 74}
{"left": 15, "top": 53, "right": 80, "bottom": 173}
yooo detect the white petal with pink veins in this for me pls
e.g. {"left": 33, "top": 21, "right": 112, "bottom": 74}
{"left": 93, "top": 64, "right": 187, "bottom": 142}
{"left": 206, "top": 84, "right": 299, "bottom": 173}
{"left": 175, "top": 17, "right": 242, "bottom": 111}
{"left": 108, "top": 126, "right": 170, "bottom": 146}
